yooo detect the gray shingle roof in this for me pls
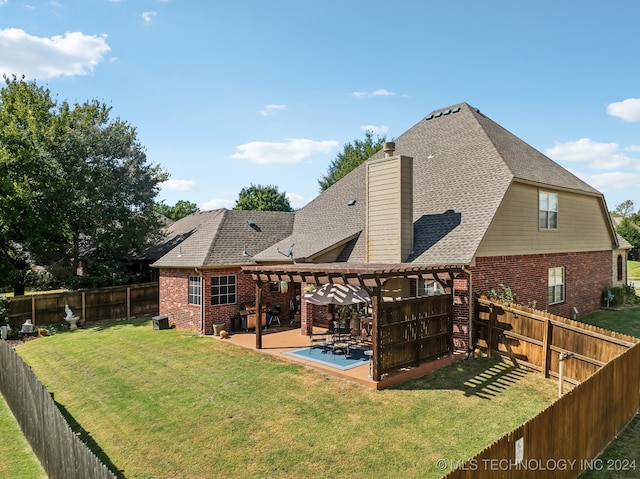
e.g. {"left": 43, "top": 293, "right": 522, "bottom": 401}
{"left": 152, "top": 209, "right": 295, "bottom": 268}
{"left": 254, "top": 102, "right": 607, "bottom": 265}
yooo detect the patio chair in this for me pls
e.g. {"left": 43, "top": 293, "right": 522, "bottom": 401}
{"left": 310, "top": 332, "right": 329, "bottom": 353}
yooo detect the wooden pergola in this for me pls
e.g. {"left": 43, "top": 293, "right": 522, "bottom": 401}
{"left": 242, "top": 263, "right": 466, "bottom": 380}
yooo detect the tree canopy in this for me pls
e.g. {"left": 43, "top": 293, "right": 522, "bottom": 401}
{"left": 233, "top": 184, "right": 293, "bottom": 212}
{"left": 0, "top": 76, "right": 167, "bottom": 294}
{"left": 318, "top": 130, "right": 387, "bottom": 192}
{"left": 155, "top": 200, "right": 200, "bottom": 221}
{"left": 614, "top": 200, "right": 636, "bottom": 219}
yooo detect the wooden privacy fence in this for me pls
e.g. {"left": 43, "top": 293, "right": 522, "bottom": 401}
{"left": 473, "top": 297, "right": 638, "bottom": 386}
{"left": 377, "top": 294, "right": 453, "bottom": 377}
{"left": 442, "top": 341, "right": 640, "bottom": 479}
{"left": 6, "top": 282, "right": 159, "bottom": 329}
{"left": 0, "top": 340, "right": 116, "bottom": 479}
{"left": 441, "top": 297, "right": 640, "bottom": 478}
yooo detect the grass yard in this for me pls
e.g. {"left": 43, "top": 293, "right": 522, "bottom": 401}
{"left": 12, "top": 318, "right": 558, "bottom": 479}
{"left": 629, "top": 260, "right": 640, "bottom": 294}
{"left": 0, "top": 394, "right": 46, "bottom": 479}
{"left": 578, "top": 305, "right": 640, "bottom": 479}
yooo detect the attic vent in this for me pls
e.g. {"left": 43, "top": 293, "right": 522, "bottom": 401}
{"left": 247, "top": 220, "right": 256, "bottom": 226}
{"left": 347, "top": 199, "right": 356, "bottom": 206}
{"left": 425, "top": 106, "right": 462, "bottom": 121}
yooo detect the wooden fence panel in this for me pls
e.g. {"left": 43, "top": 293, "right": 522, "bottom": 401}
{"left": 443, "top": 342, "right": 640, "bottom": 479}
{"left": 5, "top": 283, "right": 159, "bottom": 329}
{"left": 474, "top": 297, "right": 637, "bottom": 384}
{"left": 378, "top": 294, "right": 453, "bottom": 376}
{"left": 0, "top": 340, "right": 116, "bottom": 479}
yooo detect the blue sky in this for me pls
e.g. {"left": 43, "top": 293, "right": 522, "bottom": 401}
{"left": 1, "top": 0, "right": 639, "bottom": 213}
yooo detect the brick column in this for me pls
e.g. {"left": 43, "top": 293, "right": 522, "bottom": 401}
{"left": 300, "top": 283, "right": 313, "bottom": 336}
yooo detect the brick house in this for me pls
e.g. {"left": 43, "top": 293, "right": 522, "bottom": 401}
{"left": 154, "top": 102, "right": 622, "bottom": 349}
{"left": 152, "top": 209, "right": 295, "bottom": 334}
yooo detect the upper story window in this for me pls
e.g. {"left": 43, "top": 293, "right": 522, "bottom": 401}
{"left": 617, "top": 254, "right": 624, "bottom": 282}
{"left": 211, "top": 275, "right": 236, "bottom": 306}
{"left": 417, "top": 278, "right": 444, "bottom": 297}
{"left": 539, "top": 191, "right": 558, "bottom": 230}
{"left": 548, "top": 267, "right": 565, "bottom": 305}
{"left": 188, "top": 275, "right": 201, "bottom": 305}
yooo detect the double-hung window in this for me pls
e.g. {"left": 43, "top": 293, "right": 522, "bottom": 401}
{"left": 548, "top": 267, "right": 565, "bottom": 305}
{"left": 211, "top": 275, "right": 236, "bottom": 305}
{"left": 188, "top": 275, "right": 201, "bottom": 305}
{"left": 539, "top": 191, "right": 558, "bottom": 230}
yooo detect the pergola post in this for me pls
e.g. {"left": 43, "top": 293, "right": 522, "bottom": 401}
{"left": 255, "top": 280, "right": 263, "bottom": 349}
{"left": 371, "top": 288, "right": 382, "bottom": 381}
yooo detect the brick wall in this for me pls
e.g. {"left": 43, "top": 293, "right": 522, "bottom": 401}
{"left": 159, "top": 267, "right": 299, "bottom": 335}
{"left": 471, "top": 250, "right": 611, "bottom": 319}
{"left": 158, "top": 269, "right": 202, "bottom": 332}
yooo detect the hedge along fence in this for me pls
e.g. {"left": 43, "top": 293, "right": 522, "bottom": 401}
{"left": 5, "top": 283, "right": 159, "bottom": 329}
{"left": 442, "top": 298, "right": 640, "bottom": 479}
{"left": 0, "top": 340, "right": 116, "bottom": 479}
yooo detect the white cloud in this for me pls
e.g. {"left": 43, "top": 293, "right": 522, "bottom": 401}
{"left": 232, "top": 138, "right": 338, "bottom": 164}
{"left": 259, "top": 104, "right": 286, "bottom": 116}
{"left": 574, "top": 171, "right": 640, "bottom": 193}
{"left": 606, "top": 98, "right": 640, "bottom": 122}
{"left": 0, "top": 28, "right": 110, "bottom": 79}
{"left": 360, "top": 124, "right": 389, "bottom": 135}
{"left": 286, "top": 192, "right": 305, "bottom": 209}
{"left": 351, "top": 89, "right": 396, "bottom": 98}
{"left": 161, "top": 179, "right": 196, "bottom": 191}
{"left": 0, "top": 0, "right": 8, "bottom": 5}
{"left": 201, "top": 199, "right": 234, "bottom": 211}
{"left": 546, "top": 138, "right": 634, "bottom": 169}
{"left": 624, "top": 145, "right": 640, "bottom": 152}
{"left": 142, "top": 11, "right": 157, "bottom": 23}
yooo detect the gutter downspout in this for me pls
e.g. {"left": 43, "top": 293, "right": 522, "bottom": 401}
{"left": 462, "top": 266, "right": 473, "bottom": 356}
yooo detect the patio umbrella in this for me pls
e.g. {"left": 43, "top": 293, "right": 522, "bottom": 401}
{"left": 303, "top": 283, "right": 371, "bottom": 305}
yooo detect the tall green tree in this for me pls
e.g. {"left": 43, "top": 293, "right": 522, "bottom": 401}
{"left": 0, "top": 76, "right": 168, "bottom": 293}
{"left": 233, "top": 184, "right": 293, "bottom": 212}
{"left": 614, "top": 200, "right": 635, "bottom": 219}
{"left": 155, "top": 200, "right": 200, "bottom": 221}
{"left": 318, "top": 130, "right": 387, "bottom": 192}
{"left": 0, "top": 76, "right": 65, "bottom": 295}
{"left": 52, "top": 99, "right": 168, "bottom": 288}
{"left": 616, "top": 218, "right": 640, "bottom": 253}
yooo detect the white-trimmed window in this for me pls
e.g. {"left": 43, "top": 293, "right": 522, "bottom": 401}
{"left": 548, "top": 267, "right": 565, "bottom": 305}
{"left": 211, "top": 275, "right": 236, "bottom": 306}
{"left": 539, "top": 191, "right": 558, "bottom": 230}
{"left": 188, "top": 275, "right": 201, "bottom": 305}
{"left": 417, "top": 278, "right": 444, "bottom": 296}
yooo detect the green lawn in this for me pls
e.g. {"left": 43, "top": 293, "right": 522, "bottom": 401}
{"left": 629, "top": 260, "right": 640, "bottom": 294}
{"left": 578, "top": 306, "right": 640, "bottom": 479}
{"left": 0, "top": 394, "right": 46, "bottom": 479}
{"left": 11, "top": 318, "right": 558, "bottom": 479}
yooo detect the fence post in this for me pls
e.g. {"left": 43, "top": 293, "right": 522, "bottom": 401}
{"left": 31, "top": 296, "right": 36, "bottom": 324}
{"left": 487, "top": 302, "right": 494, "bottom": 358}
{"left": 542, "top": 318, "right": 551, "bottom": 378}
{"left": 127, "top": 287, "right": 131, "bottom": 319}
{"left": 82, "top": 292, "right": 86, "bottom": 321}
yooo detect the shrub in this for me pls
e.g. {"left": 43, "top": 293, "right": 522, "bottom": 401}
{"left": 602, "top": 285, "right": 638, "bottom": 307}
